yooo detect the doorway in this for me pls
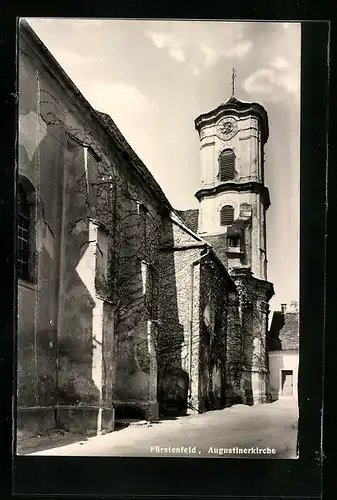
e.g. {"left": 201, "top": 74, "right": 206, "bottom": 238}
{"left": 281, "top": 370, "right": 293, "bottom": 396}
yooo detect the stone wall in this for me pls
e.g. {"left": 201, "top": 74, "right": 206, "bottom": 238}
{"left": 18, "top": 36, "right": 65, "bottom": 434}
{"left": 224, "top": 289, "right": 244, "bottom": 405}
{"left": 232, "top": 271, "right": 274, "bottom": 404}
{"left": 17, "top": 25, "right": 167, "bottom": 434}
{"left": 158, "top": 217, "right": 202, "bottom": 415}
{"left": 111, "top": 183, "right": 163, "bottom": 420}
{"left": 158, "top": 218, "right": 240, "bottom": 414}
{"left": 199, "top": 257, "right": 229, "bottom": 411}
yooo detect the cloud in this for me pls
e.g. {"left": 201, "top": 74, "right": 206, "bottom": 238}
{"left": 148, "top": 32, "right": 171, "bottom": 49}
{"left": 243, "top": 69, "right": 277, "bottom": 94}
{"left": 146, "top": 27, "right": 251, "bottom": 69}
{"left": 243, "top": 67, "right": 299, "bottom": 101}
{"left": 146, "top": 31, "right": 186, "bottom": 62}
{"left": 225, "top": 40, "right": 253, "bottom": 59}
{"left": 200, "top": 45, "right": 217, "bottom": 66}
{"left": 269, "top": 56, "right": 290, "bottom": 70}
{"left": 277, "top": 74, "right": 298, "bottom": 93}
{"left": 202, "top": 39, "right": 252, "bottom": 66}
{"left": 169, "top": 46, "right": 185, "bottom": 62}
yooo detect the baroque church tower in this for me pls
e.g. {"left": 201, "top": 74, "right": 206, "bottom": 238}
{"left": 194, "top": 74, "right": 274, "bottom": 403}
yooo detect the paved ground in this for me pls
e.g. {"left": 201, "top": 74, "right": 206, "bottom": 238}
{"left": 23, "top": 398, "right": 298, "bottom": 459}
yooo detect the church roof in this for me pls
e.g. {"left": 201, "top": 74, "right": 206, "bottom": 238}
{"left": 224, "top": 95, "right": 243, "bottom": 105}
{"left": 176, "top": 209, "right": 199, "bottom": 234}
{"left": 268, "top": 311, "right": 299, "bottom": 351}
{"left": 201, "top": 234, "right": 229, "bottom": 268}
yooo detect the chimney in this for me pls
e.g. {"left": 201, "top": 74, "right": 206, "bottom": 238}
{"left": 281, "top": 303, "right": 287, "bottom": 314}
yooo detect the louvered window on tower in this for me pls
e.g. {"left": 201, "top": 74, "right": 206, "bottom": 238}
{"left": 219, "top": 149, "right": 235, "bottom": 181}
{"left": 220, "top": 205, "right": 234, "bottom": 226}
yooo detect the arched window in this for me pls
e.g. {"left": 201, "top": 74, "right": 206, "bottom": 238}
{"left": 219, "top": 149, "right": 235, "bottom": 182}
{"left": 220, "top": 205, "right": 234, "bottom": 226}
{"left": 17, "top": 183, "right": 31, "bottom": 280}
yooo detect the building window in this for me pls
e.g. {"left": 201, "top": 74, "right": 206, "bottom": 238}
{"left": 141, "top": 260, "right": 158, "bottom": 320}
{"left": 17, "top": 183, "right": 30, "bottom": 280}
{"left": 227, "top": 236, "right": 240, "bottom": 248}
{"left": 220, "top": 205, "right": 234, "bottom": 226}
{"left": 219, "top": 149, "right": 235, "bottom": 182}
{"left": 137, "top": 202, "right": 148, "bottom": 216}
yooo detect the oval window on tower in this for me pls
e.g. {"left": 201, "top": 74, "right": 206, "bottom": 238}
{"left": 219, "top": 149, "right": 235, "bottom": 182}
{"left": 220, "top": 205, "right": 234, "bottom": 226}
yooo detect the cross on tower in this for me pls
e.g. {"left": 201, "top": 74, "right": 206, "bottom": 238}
{"left": 231, "top": 68, "right": 236, "bottom": 97}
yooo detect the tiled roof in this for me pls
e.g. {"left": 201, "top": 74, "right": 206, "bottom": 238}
{"left": 176, "top": 209, "right": 199, "bottom": 233}
{"left": 173, "top": 213, "right": 230, "bottom": 268}
{"left": 202, "top": 234, "right": 229, "bottom": 268}
{"left": 268, "top": 312, "right": 299, "bottom": 351}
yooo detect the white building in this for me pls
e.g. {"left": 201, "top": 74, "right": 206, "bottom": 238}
{"left": 267, "top": 304, "right": 299, "bottom": 401}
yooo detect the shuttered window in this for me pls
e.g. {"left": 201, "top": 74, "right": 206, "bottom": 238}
{"left": 219, "top": 149, "right": 235, "bottom": 181}
{"left": 220, "top": 205, "right": 234, "bottom": 226}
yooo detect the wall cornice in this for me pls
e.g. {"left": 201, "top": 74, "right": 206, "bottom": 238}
{"left": 195, "top": 181, "right": 271, "bottom": 208}
{"left": 195, "top": 101, "right": 269, "bottom": 144}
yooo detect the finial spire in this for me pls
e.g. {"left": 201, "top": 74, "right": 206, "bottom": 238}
{"left": 231, "top": 67, "right": 236, "bottom": 97}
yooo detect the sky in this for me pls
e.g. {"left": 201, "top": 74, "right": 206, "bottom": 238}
{"left": 25, "top": 18, "right": 301, "bottom": 313}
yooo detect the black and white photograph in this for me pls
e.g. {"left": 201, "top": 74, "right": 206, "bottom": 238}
{"left": 16, "top": 18, "right": 301, "bottom": 459}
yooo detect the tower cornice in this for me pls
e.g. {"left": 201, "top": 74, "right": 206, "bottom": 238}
{"left": 195, "top": 99, "right": 269, "bottom": 144}
{"left": 195, "top": 181, "right": 271, "bottom": 209}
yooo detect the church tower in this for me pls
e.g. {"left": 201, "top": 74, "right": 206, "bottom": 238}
{"left": 194, "top": 74, "right": 274, "bottom": 404}
{"left": 194, "top": 87, "right": 270, "bottom": 280}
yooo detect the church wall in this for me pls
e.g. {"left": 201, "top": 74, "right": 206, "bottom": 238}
{"left": 199, "top": 258, "right": 229, "bottom": 411}
{"left": 235, "top": 276, "right": 273, "bottom": 404}
{"left": 17, "top": 38, "right": 65, "bottom": 435}
{"left": 113, "top": 192, "right": 162, "bottom": 420}
{"left": 225, "top": 290, "right": 244, "bottom": 405}
{"left": 18, "top": 28, "right": 166, "bottom": 436}
{"left": 157, "top": 219, "right": 202, "bottom": 414}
